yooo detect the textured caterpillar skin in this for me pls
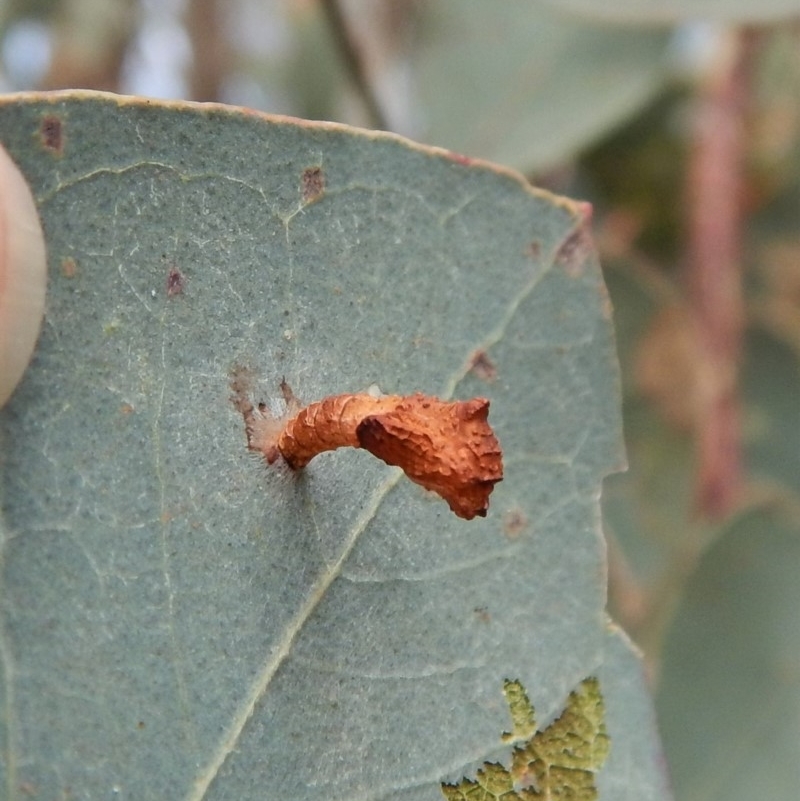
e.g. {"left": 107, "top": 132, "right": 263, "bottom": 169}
{"left": 276, "top": 392, "right": 503, "bottom": 520}
{"left": 277, "top": 393, "right": 403, "bottom": 469}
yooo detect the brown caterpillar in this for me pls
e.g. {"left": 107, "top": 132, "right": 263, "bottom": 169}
{"left": 239, "top": 381, "right": 503, "bottom": 520}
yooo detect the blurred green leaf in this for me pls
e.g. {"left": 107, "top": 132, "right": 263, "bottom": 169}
{"left": 743, "top": 330, "right": 800, "bottom": 493}
{"left": 657, "top": 504, "right": 800, "bottom": 801}
{"left": 413, "top": 0, "right": 672, "bottom": 173}
{"left": 0, "top": 92, "right": 667, "bottom": 799}
{"left": 601, "top": 223, "right": 800, "bottom": 801}
{"left": 601, "top": 267, "right": 704, "bottom": 598}
{"left": 541, "top": 0, "right": 800, "bottom": 24}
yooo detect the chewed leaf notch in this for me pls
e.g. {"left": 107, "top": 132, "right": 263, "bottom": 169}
{"left": 442, "top": 677, "right": 610, "bottom": 801}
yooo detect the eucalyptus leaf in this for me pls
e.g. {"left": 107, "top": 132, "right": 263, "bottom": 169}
{"left": 541, "top": 0, "right": 800, "bottom": 24}
{"left": 413, "top": 0, "right": 671, "bottom": 173}
{"left": 657, "top": 506, "right": 800, "bottom": 801}
{"left": 0, "top": 91, "right": 667, "bottom": 800}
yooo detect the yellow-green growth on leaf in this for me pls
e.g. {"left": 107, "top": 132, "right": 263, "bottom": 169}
{"left": 501, "top": 679, "right": 537, "bottom": 742}
{"left": 441, "top": 677, "right": 609, "bottom": 801}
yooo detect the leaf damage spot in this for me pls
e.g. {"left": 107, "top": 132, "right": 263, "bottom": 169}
{"left": 229, "top": 368, "right": 297, "bottom": 466}
{"left": 229, "top": 364, "right": 257, "bottom": 409}
{"left": 468, "top": 349, "right": 498, "bottom": 382}
{"left": 525, "top": 240, "right": 541, "bottom": 259}
{"left": 166, "top": 265, "right": 185, "bottom": 296}
{"left": 60, "top": 256, "right": 78, "bottom": 278}
{"left": 442, "top": 677, "right": 610, "bottom": 801}
{"left": 301, "top": 166, "right": 325, "bottom": 204}
{"left": 233, "top": 378, "right": 504, "bottom": 520}
{"left": 503, "top": 508, "right": 528, "bottom": 539}
{"left": 555, "top": 207, "right": 595, "bottom": 277}
{"left": 39, "top": 114, "right": 64, "bottom": 154}
{"left": 556, "top": 229, "right": 591, "bottom": 275}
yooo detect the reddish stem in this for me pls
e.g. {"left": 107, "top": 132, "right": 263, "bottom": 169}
{"left": 687, "top": 30, "right": 758, "bottom": 518}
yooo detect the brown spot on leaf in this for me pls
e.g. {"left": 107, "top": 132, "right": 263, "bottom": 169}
{"left": 468, "top": 349, "right": 497, "bottom": 382}
{"left": 556, "top": 208, "right": 594, "bottom": 277}
{"left": 525, "top": 240, "right": 541, "bottom": 259}
{"left": 166, "top": 266, "right": 185, "bottom": 296}
{"left": 503, "top": 508, "right": 528, "bottom": 538}
{"left": 39, "top": 115, "right": 64, "bottom": 154}
{"left": 60, "top": 256, "right": 78, "bottom": 278}
{"left": 302, "top": 166, "right": 325, "bottom": 203}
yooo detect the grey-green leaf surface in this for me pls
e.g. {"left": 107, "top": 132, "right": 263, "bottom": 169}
{"left": 0, "top": 91, "right": 666, "bottom": 800}
{"left": 413, "top": 0, "right": 672, "bottom": 174}
{"left": 541, "top": 0, "right": 800, "bottom": 24}
{"left": 657, "top": 506, "right": 800, "bottom": 801}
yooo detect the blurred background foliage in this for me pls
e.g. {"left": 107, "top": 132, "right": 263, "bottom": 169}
{"left": 1, "top": 1, "right": 799, "bottom": 799}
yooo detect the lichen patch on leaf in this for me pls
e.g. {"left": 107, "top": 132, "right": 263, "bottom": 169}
{"left": 442, "top": 677, "right": 609, "bottom": 801}
{"left": 501, "top": 680, "right": 537, "bottom": 743}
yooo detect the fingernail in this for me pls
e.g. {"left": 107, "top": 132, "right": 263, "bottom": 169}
{"left": 0, "top": 143, "right": 47, "bottom": 409}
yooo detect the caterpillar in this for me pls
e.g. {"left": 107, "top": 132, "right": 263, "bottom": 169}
{"left": 241, "top": 382, "right": 503, "bottom": 520}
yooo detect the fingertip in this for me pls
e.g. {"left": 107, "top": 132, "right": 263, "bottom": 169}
{"left": 0, "top": 143, "right": 47, "bottom": 409}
